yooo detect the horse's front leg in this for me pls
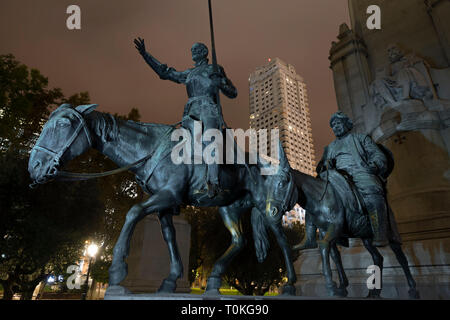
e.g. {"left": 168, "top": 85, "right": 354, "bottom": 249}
{"left": 318, "top": 226, "right": 340, "bottom": 297}
{"left": 204, "top": 205, "right": 246, "bottom": 295}
{"left": 107, "top": 190, "right": 179, "bottom": 295}
{"left": 330, "top": 241, "right": 349, "bottom": 297}
{"left": 269, "top": 221, "right": 297, "bottom": 295}
{"left": 157, "top": 209, "right": 184, "bottom": 293}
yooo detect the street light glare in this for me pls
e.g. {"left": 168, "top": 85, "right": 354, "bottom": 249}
{"left": 87, "top": 243, "right": 98, "bottom": 257}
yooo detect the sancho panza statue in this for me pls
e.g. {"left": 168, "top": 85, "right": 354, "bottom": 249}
{"left": 315, "top": 112, "right": 394, "bottom": 247}
{"left": 134, "top": 38, "right": 238, "bottom": 197}
{"left": 369, "top": 44, "right": 433, "bottom": 108}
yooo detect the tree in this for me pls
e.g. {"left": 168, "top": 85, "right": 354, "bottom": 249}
{"left": 0, "top": 54, "right": 106, "bottom": 299}
{"left": 0, "top": 151, "right": 105, "bottom": 299}
{"left": 0, "top": 54, "right": 63, "bottom": 153}
{"left": 184, "top": 205, "right": 304, "bottom": 295}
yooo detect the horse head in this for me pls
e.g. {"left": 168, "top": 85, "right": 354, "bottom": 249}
{"left": 258, "top": 141, "right": 298, "bottom": 223}
{"left": 28, "top": 103, "right": 98, "bottom": 186}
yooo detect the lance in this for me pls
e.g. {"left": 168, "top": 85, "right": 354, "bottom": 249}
{"left": 207, "top": 1, "right": 255, "bottom": 182}
{"left": 208, "top": 0, "right": 227, "bottom": 129}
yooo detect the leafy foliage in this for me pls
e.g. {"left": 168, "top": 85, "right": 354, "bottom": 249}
{"left": 0, "top": 54, "right": 142, "bottom": 299}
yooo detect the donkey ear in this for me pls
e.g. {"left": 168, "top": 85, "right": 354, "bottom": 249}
{"left": 75, "top": 104, "right": 98, "bottom": 114}
{"left": 278, "top": 140, "right": 290, "bottom": 172}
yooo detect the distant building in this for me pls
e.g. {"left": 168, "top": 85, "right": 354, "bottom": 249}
{"left": 249, "top": 57, "right": 316, "bottom": 176}
{"left": 282, "top": 204, "right": 306, "bottom": 227}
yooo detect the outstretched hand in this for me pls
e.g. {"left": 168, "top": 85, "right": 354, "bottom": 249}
{"left": 134, "top": 37, "right": 146, "bottom": 55}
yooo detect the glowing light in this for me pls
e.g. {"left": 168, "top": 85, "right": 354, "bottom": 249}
{"left": 87, "top": 243, "right": 98, "bottom": 258}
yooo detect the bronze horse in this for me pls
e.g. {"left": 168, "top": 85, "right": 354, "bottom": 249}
{"left": 28, "top": 103, "right": 299, "bottom": 296}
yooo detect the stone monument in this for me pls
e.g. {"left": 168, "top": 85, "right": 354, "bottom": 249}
{"left": 295, "top": 0, "right": 450, "bottom": 299}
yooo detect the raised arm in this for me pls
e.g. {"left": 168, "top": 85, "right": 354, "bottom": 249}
{"left": 134, "top": 37, "right": 188, "bottom": 84}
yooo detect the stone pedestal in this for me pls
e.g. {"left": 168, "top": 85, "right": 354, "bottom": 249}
{"left": 121, "top": 215, "right": 191, "bottom": 293}
{"left": 294, "top": 238, "right": 450, "bottom": 299}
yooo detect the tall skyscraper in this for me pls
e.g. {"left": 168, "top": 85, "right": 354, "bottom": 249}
{"left": 249, "top": 57, "right": 316, "bottom": 176}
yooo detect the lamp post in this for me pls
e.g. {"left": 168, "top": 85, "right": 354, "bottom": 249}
{"left": 81, "top": 243, "right": 98, "bottom": 300}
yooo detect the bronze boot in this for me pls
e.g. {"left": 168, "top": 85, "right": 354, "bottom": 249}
{"left": 369, "top": 211, "right": 389, "bottom": 247}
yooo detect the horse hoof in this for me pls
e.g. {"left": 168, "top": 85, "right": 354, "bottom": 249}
{"left": 281, "top": 284, "right": 296, "bottom": 296}
{"left": 205, "top": 276, "right": 221, "bottom": 293}
{"left": 108, "top": 263, "right": 128, "bottom": 285}
{"left": 157, "top": 279, "right": 177, "bottom": 294}
{"left": 104, "top": 285, "right": 131, "bottom": 297}
{"left": 203, "top": 289, "right": 221, "bottom": 296}
{"left": 366, "top": 289, "right": 382, "bottom": 299}
{"left": 408, "top": 288, "right": 420, "bottom": 300}
{"left": 332, "top": 287, "right": 348, "bottom": 298}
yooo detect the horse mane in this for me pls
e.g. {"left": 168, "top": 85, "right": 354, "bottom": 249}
{"left": 86, "top": 110, "right": 176, "bottom": 145}
{"left": 86, "top": 111, "right": 119, "bottom": 143}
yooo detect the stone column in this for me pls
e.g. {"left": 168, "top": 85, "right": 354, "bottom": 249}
{"left": 425, "top": 0, "right": 450, "bottom": 66}
{"left": 329, "top": 23, "right": 371, "bottom": 133}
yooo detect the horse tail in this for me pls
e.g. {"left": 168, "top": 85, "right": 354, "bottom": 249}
{"left": 251, "top": 208, "right": 270, "bottom": 263}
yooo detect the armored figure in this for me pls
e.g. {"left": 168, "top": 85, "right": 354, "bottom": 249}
{"left": 134, "top": 38, "right": 237, "bottom": 197}
{"left": 312, "top": 112, "right": 391, "bottom": 247}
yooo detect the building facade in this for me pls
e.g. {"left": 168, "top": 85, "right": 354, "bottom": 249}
{"left": 249, "top": 57, "right": 316, "bottom": 176}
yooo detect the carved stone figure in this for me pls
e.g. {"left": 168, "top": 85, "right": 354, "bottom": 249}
{"left": 369, "top": 44, "right": 433, "bottom": 108}
{"left": 134, "top": 38, "right": 237, "bottom": 197}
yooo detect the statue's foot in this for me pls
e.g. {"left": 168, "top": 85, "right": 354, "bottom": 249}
{"left": 157, "top": 279, "right": 177, "bottom": 294}
{"left": 334, "top": 286, "right": 348, "bottom": 298}
{"left": 325, "top": 282, "right": 339, "bottom": 297}
{"left": 104, "top": 285, "right": 131, "bottom": 297}
{"left": 408, "top": 288, "right": 420, "bottom": 300}
{"left": 281, "top": 284, "right": 296, "bottom": 296}
{"left": 203, "top": 288, "right": 221, "bottom": 296}
{"left": 204, "top": 276, "right": 222, "bottom": 296}
{"left": 292, "top": 242, "right": 318, "bottom": 251}
{"left": 366, "top": 289, "right": 382, "bottom": 299}
{"left": 108, "top": 262, "right": 128, "bottom": 285}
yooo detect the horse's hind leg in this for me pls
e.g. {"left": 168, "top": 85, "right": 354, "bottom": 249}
{"left": 330, "top": 242, "right": 349, "bottom": 297}
{"left": 362, "top": 238, "right": 384, "bottom": 298}
{"left": 269, "top": 222, "right": 297, "bottom": 295}
{"left": 390, "top": 241, "right": 420, "bottom": 299}
{"left": 157, "top": 209, "right": 184, "bottom": 293}
{"left": 204, "top": 205, "right": 246, "bottom": 295}
{"left": 107, "top": 190, "right": 177, "bottom": 293}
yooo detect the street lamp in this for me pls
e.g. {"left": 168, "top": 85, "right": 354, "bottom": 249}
{"left": 81, "top": 243, "right": 98, "bottom": 300}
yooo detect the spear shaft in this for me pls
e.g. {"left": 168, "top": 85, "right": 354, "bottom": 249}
{"left": 208, "top": 0, "right": 226, "bottom": 128}
{"left": 208, "top": 0, "right": 218, "bottom": 73}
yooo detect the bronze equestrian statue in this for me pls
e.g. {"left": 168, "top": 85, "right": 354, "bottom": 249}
{"left": 28, "top": 103, "right": 299, "bottom": 296}
{"left": 291, "top": 111, "right": 419, "bottom": 299}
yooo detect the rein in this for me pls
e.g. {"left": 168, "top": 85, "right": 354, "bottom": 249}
{"left": 31, "top": 109, "right": 177, "bottom": 186}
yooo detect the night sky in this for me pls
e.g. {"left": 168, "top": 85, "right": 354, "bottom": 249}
{"left": 0, "top": 0, "right": 349, "bottom": 159}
